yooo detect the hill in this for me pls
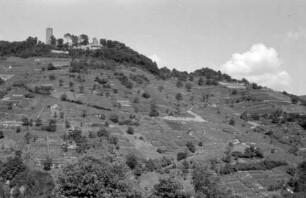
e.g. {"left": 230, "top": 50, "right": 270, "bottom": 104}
{"left": 0, "top": 38, "right": 305, "bottom": 197}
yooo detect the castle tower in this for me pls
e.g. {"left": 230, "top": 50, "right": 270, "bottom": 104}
{"left": 93, "top": 37, "right": 98, "bottom": 45}
{"left": 46, "top": 27, "right": 53, "bottom": 45}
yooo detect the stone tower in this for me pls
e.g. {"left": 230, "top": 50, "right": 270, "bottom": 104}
{"left": 46, "top": 27, "right": 53, "bottom": 45}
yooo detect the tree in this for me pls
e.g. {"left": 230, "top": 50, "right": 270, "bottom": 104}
{"left": 64, "top": 33, "right": 71, "bottom": 45}
{"left": 35, "top": 118, "right": 42, "bottom": 126}
{"left": 127, "top": 126, "right": 134, "bottom": 135}
{"left": 100, "top": 39, "right": 107, "bottom": 46}
{"left": 42, "top": 156, "right": 53, "bottom": 171}
{"left": 50, "top": 35, "right": 56, "bottom": 46}
{"left": 57, "top": 38, "right": 64, "bottom": 48}
{"left": 176, "top": 93, "right": 183, "bottom": 101}
{"left": 0, "top": 155, "right": 26, "bottom": 181}
{"left": 60, "top": 93, "right": 67, "bottom": 101}
{"left": 80, "top": 34, "right": 89, "bottom": 45}
{"left": 0, "top": 130, "right": 4, "bottom": 139}
{"left": 10, "top": 169, "right": 54, "bottom": 197}
{"left": 186, "top": 141, "right": 196, "bottom": 153}
{"left": 192, "top": 162, "right": 223, "bottom": 197}
{"left": 198, "top": 77, "right": 204, "bottom": 85}
{"left": 24, "top": 132, "right": 32, "bottom": 144}
{"left": 97, "top": 128, "right": 109, "bottom": 137}
{"left": 57, "top": 156, "right": 135, "bottom": 197}
{"left": 21, "top": 117, "right": 30, "bottom": 129}
{"left": 295, "top": 161, "right": 306, "bottom": 192}
{"left": 185, "top": 82, "right": 192, "bottom": 91}
{"left": 109, "top": 114, "right": 119, "bottom": 123}
{"left": 153, "top": 178, "right": 183, "bottom": 198}
{"left": 0, "top": 77, "right": 5, "bottom": 85}
{"left": 126, "top": 153, "right": 138, "bottom": 170}
{"left": 176, "top": 80, "right": 183, "bottom": 88}
{"left": 177, "top": 152, "right": 187, "bottom": 161}
{"left": 149, "top": 103, "right": 159, "bottom": 117}
{"left": 71, "top": 35, "right": 79, "bottom": 46}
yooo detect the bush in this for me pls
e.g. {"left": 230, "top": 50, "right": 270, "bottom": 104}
{"left": 57, "top": 156, "right": 134, "bottom": 197}
{"left": 47, "top": 63, "right": 56, "bottom": 70}
{"left": 42, "top": 156, "right": 53, "bottom": 171}
{"left": 108, "top": 136, "right": 118, "bottom": 145}
{"left": 60, "top": 93, "right": 67, "bottom": 101}
{"left": 229, "top": 118, "right": 235, "bottom": 126}
{"left": 177, "top": 152, "right": 187, "bottom": 161}
{"left": 10, "top": 169, "right": 55, "bottom": 197}
{"left": 48, "top": 74, "right": 56, "bottom": 81}
{"left": 127, "top": 126, "right": 134, "bottom": 135}
{"left": 97, "top": 128, "right": 109, "bottom": 137}
{"left": 88, "top": 131, "right": 97, "bottom": 138}
{"left": 0, "top": 156, "right": 26, "bottom": 181}
{"left": 176, "top": 80, "right": 183, "bottom": 88}
{"left": 186, "top": 142, "right": 196, "bottom": 153}
{"left": 109, "top": 114, "right": 119, "bottom": 123}
{"left": 175, "top": 93, "right": 183, "bottom": 101}
{"left": 231, "top": 90, "right": 238, "bottom": 95}
{"left": 126, "top": 154, "right": 138, "bottom": 170}
{"left": 198, "top": 77, "right": 204, "bottom": 85}
{"left": 153, "top": 178, "right": 183, "bottom": 198}
{"left": 185, "top": 83, "right": 192, "bottom": 91}
{"left": 16, "top": 126, "right": 21, "bottom": 133}
{"left": 142, "top": 92, "right": 150, "bottom": 99}
{"left": 0, "top": 130, "right": 4, "bottom": 139}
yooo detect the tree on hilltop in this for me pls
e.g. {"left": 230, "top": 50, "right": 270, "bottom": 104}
{"left": 80, "top": 34, "right": 89, "bottom": 45}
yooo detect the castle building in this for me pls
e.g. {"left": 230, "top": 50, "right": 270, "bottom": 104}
{"left": 46, "top": 27, "right": 53, "bottom": 45}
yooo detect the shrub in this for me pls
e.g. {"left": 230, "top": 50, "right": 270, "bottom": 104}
{"left": 126, "top": 154, "right": 138, "bottom": 170}
{"left": 185, "top": 83, "right": 192, "bottom": 91}
{"left": 127, "top": 126, "right": 135, "bottom": 135}
{"left": 10, "top": 169, "right": 55, "bottom": 197}
{"left": 176, "top": 80, "right": 183, "bottom": 88}
{"left": 97, "top": 128, "right": 109, "bottom": 137}
{"left": 57, "top": 156, "right": 134, "bottom": 197}
{"left": 60, "top": 93, "right": 67, "bottom": 101}
{"left": 177, "top": 152, "right": 187, "bottom": 161}
{"left": 175, "top": 93, "right": 183, "bottom": 101}
{"left": 48, "top": 74, "right": 56, "bottom": 81}
{"left": 0, "top": 156, "right": 26, "bottom": 181}
{"left": 0, "top": 131, "right": 4, "bottom": 139}
{"left": 153, "top": 178, "right": 183, "bottom": 198}
{"left": 142, "top": 92, "right": 150, "bottom": 99}
{"left": 24, "top": 93, "right": 34, "bottom": 98}
{"left": 231, "top": 90, "right": 238, "bottom": 95}
{"left": 108, "top": 136, "right": 118, "bottom": 145}
{"left": 88, "top": 131, "right": 97, "bottom": 138}
{"left": 100, "top": 113, "right": 106, "bottom": 120}
{"left": 229, "top": 118, "right": 235, "bottom": 126}
{"left": 109, "top": 114, "right": 119, "bottom": 123}
{"left": 198, "top": 77, "right": 204, "bottom": 85}
{"left": 47, "top": 63, "right": 56, "bottom": 70}
{"left": 186, "top": 142, "right": 196, "bottom": 153}
{"left": 16, "top": 126, "right": 21, "bottom": 133}
{"left": 35, "top": 118, "right": 42, "bottom": 126}
{"left": 42, "top": 156, "right": 53, "bottom": 171}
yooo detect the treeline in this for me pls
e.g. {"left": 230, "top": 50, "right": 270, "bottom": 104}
{"left": 0, "top": 37, "right": 51, "bottom": 58}
{"left": 69, "top": 42, "right": 160, "bottom": 76}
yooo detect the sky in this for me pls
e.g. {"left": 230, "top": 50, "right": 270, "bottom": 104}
{"left": 0, "top": 0, "right": 306, "bottom": 95}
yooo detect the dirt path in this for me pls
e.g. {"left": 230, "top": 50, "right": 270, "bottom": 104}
{"left": 161, "top": 108, "right": 206, "bottom": 122}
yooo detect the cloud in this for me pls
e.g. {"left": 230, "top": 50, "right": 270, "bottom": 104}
{"left": 220, "top": 43, "right": 290, "bottom": 90}
{"left": 285, "top": 27, "right": 306, "bottom": 41}
{"left": 149, "top": 54, "right": 161, "bottom": 63}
